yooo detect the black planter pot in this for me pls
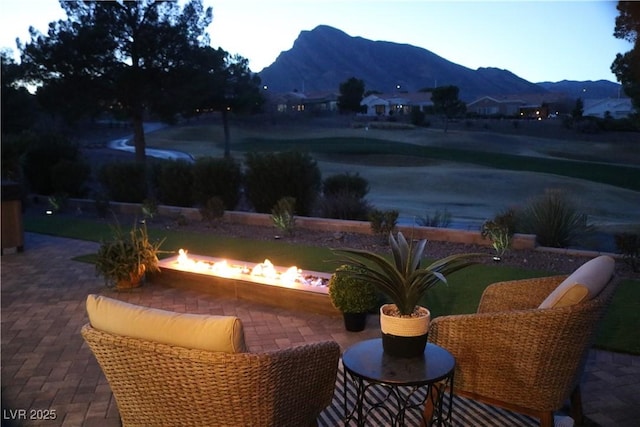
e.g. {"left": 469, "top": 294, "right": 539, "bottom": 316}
{"left": 343, "top": 312, "right": 367, "bottom": 332}
{"left": 381, "top": 332, "right": 428, "bottom": 358}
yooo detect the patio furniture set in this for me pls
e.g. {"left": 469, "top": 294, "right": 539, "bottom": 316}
{"left": 82, "top": 255, "right": 617, "bottom": 426}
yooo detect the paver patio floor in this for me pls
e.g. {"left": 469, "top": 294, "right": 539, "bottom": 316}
{"left": 2, "top": 233, "right": 639, "bottom": 426}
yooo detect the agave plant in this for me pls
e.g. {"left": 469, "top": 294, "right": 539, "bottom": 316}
{"left": 333, "top": 232, "right": 480, "bottom": 316}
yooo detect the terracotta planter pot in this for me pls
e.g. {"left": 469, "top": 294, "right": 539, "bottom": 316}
{"left": 380, "top": 303, "right": 430, "bottom": 358}
{"left": 116, "top": 265, "right": 145, "bottom": 290}
{"left": 342, "top": 312, "right": 367, "bottom": 332}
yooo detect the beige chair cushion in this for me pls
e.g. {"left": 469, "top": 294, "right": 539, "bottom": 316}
{"left": 539, "top": 255, "right": 615, "bottom": 309}
{"left": 86, "top": 294, "right": 247, "bottom": 353}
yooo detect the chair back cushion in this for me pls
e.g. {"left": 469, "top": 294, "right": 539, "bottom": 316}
{"left": 86, "top": 294, "right": 247, "bottom": 353}
{"left": 539, "top": 255, "right": 615, "bottom": 309}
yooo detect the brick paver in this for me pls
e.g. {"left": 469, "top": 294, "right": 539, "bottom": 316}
{"left": 1, "top": 232, "right": 638, "bottom": 426}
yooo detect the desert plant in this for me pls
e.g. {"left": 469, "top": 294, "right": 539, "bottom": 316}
{"left": 415, "top": 208, "right": 452, "bottom": 228}
{"left": 333, "top": 232, "right": 480, "bottom": 316}
{"left": 369, "top": 209, "right": 398, "bottom": 243}
{"left": 516, "top": 189, "right": 593, "bottom": 248}
{"left": 481, "top": 209, "right": 517, "bottom": 259}
{"left": 614, "top": 232, "right": 639, "bottom": 272}
{"left": 141, "top": 198, "right": 158, "bottom": 221}
{"left": 271, "top": 197, "right": 296, "bottom": 236}
{"left": 328, "top": 264, "right": 378, "bottom": 314}
{"left": 47, "top": 193, "right": 68, "bottom": 214}
{"left": 95, "top": 221, "right": 166, "bottom": 288}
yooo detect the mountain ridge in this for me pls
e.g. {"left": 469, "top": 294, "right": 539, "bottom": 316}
{"left": 258, "top": 25, "right": 621, "bottom": 100}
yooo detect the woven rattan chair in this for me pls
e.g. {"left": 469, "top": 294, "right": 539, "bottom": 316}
{"left": 82, "top": 323, "right": 340, "bottom": 427}
{"left": 428, "top": 273, "right": 618, "bottom": 427}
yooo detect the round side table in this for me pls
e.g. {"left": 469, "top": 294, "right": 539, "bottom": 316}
{"left": 342, "top": 338, "right": 455, "bottom": 426}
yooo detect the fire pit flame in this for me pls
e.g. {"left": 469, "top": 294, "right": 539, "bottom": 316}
{"left": 175, "top": 249, "right": 328, "bottom": 288}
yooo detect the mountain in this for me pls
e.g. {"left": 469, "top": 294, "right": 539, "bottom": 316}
{"left": 258, "top": 25, "right": 547, "bottom": 100}
{"left": 536, "top": 80, "right": 623, "bottom": 100}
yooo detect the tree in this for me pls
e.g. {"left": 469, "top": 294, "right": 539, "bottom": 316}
{"left": 191, "top": 50, "right": 263, "bottom": 158}
{"left": 611, "top": 1, "right": 640, "bottom": 111}
{"left": 1, "top": 50, "right": 38, "bottom": 134}
{"left": 19, "top": 0, "right": 213, "bottom": 162}
{"left": 430, "top": 85, "right": 466, "bottom": 132}
{"left": 338, "top": 77, "right": 365, "bottom": 114}
{"left": 571, "top": 98, "right": 584, "bottom": 119}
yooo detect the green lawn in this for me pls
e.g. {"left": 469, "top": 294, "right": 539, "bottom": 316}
{"left": 232, "top": 137, "right": 640, "bottom": 191}
{"left": 25, "top": 213, "right": 640, "bottom": 355}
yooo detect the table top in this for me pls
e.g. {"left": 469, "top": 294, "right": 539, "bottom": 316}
{"left": 342, "top": 338, "right": 455, "bottom": 386}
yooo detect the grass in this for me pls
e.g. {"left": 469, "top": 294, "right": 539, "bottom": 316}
{"left": 232, "top": 137, "right": 640, "bottom": 191}
{"left": 24, "top": 213, "right": 640, "bottom": 355}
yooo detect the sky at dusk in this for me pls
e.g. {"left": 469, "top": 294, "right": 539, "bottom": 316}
{"left": 0, "top": 0, "right": 633, "bottom": 84}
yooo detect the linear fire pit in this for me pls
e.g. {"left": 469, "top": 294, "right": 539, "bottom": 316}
{"left": 151, "top": 250, "right": 339, "bottom": 316}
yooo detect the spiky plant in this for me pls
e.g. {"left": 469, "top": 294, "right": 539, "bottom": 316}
{"left": 333, "top": 232, "right": 480, "bottom": 316}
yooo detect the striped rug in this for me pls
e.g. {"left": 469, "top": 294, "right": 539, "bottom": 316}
{"left": 319, "top": 362, "right": 545, "bottom": 426}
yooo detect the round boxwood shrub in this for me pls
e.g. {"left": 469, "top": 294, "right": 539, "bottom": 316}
{"left": 328, "top": 264, "right": 378, "bottom": 314}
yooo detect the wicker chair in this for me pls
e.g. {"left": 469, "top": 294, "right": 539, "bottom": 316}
{"left": 428, "top": 274, "right": 618, "bottom": 427}
{"left": 82, "top": 323, "right": 340, "bottom": 427}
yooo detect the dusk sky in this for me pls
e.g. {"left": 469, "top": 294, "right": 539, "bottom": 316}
{"left": 0, "top": 0, "right": 632, "bottom": 84}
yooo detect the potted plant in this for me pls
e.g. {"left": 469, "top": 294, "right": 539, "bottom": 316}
{"left": 328, "top": 264, "right": 379, "bottom": 332}
{"left": 334, "top": 232, "right": 480, "bottom": 357}
{"left": 95, "top": 221, "right": 165, "bottom": 290}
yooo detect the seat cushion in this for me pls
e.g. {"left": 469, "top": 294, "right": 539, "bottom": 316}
{"left": 539, "top": 255, "right": 615, "bottom": 309}
{"left": 86, "top": 294, "right": 247, "bottom": 353}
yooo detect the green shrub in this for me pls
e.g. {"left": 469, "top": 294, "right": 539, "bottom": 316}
{"left": 199, "top": 196, "right": 225, "bottom": 226}
{"left": 93, "top": 192, "right": 111, "bottom": 219}
{"left": 323, "top": 172, "right": 369, "bottom": 199}
{"left": 99, "top": 162, "right": 148, "bottom": 203}
{"left": 21, "top": 133, "right": 85, "bottom": 195}
{"left": 271, "top": 197, "right": 296, "bottom": 236}
{"left": 156, "top": 160, "right": 194, "bottom": 207}
{"left": 1, "top": 133, "right": 31, "bottom": 180}
{"left": 516, "top": 189, "right": 593, "bottom": 248}
{"left": 51, "top": 158, "right": 91, "bottom": 197}
{"left": 614, "top": 232, "right": 639, "bottom": 272}
{"left": 244, "top": 151, "right": 321, "bottom": 216}
{"left": 328, "top": 264, "right": 379, "bottom": 313}
{"left": 320, "top": 172, "right": 371, "bottom": 220}
{"left": 369, "top": 209, "right": 399, "bottom": 243}
{"left": 192, "top": 157, "right": 242, "bottom": 210}
{"left": 318, "top": 192, "right": 371, "bottom": 220}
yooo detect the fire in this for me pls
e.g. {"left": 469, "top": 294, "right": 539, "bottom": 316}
{"left": 175, "top": 249, "right": 327, "bottom": 288}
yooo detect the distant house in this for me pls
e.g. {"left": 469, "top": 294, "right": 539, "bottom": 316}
{"left": 583, "top": 98, "right": 634, "bottom": 119}
{"left": 267, "top": 91, "right": 338, "bottom": 114}
{"left": 466, "top": 96, "right": 523, "bottom": 116}
{"left": 467, "top": 93, "right": 570, "bottom": 118}
{"left": 360, "top": 92, "right": 432, "bottom": 116}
